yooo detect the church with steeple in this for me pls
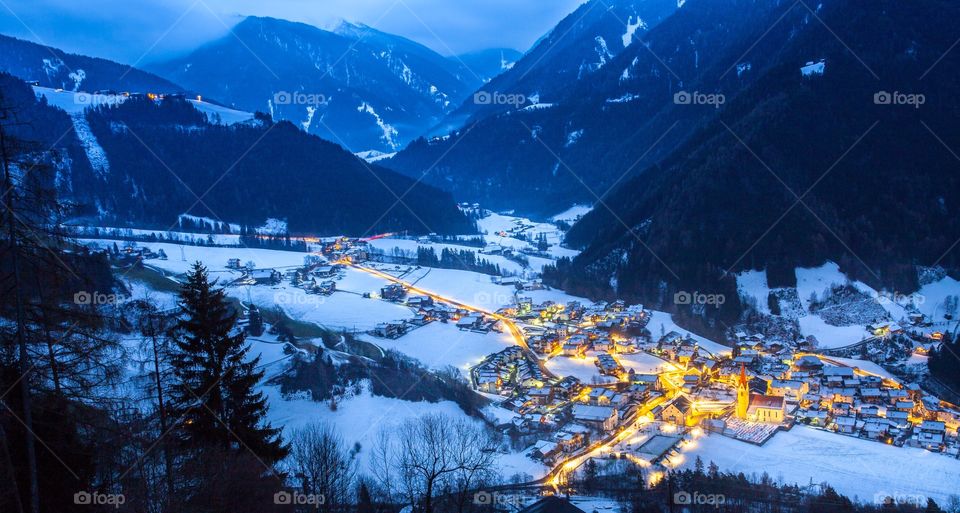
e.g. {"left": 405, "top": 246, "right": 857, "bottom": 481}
{"left": 735, "top": 364, "right": 785, "bottom": 424}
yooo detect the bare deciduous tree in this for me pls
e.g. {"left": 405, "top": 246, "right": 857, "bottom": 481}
{"left": 289, "top": 422, "right": 357, "bottom": 512}
{"left": 372, "top": 413, "right": 498, "bottom": 513}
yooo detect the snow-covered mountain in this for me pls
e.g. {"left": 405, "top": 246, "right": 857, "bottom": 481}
{"left": 437, "top": 0, "right": 679, "bottom": 130}
{"left": 554, "top": 0, "right": 960, "bottom": 321}
{"left": 386, "top": 0, "right": 684, "bottom": 210}
{"left": 386, "top": 0, "right": 960, "bottom": 324}
{"left": 148, "top": 17, "right": 486, "bottom": 153}
{"left": 0, "top": 73, "right": 472, "bottom": 235}
{"left": 0, "top": 33, "right": 183, "bottom": 94}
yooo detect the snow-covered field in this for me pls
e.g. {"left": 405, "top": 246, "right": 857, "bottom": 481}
{"left": 187, "top": 98, "right": 255, "bottom": 125}
{"left": 546, "top": 355, "right": 618, "bottom": 385}
{"left": 398, "top": 266, "right": 521, "bottom": 310}
{"left": 476, "top": 212, "right": 580, "bottom": 260}
{"left": 545, "top": 351, "right": 675, "bottom": 385}
{"left": 678, "top": 425, "right": 960, "bottom": 505}
{"left": 917, "top": 275, "right": 960, "bottom": 323}
{"left": 646, "top": 310, "right": 732, "bottom": 356}
{"left": 82, "top": 240, "right": 309, "bottom": 274}
{"left": 366, "top": 237, "right": 555, "bottom": 275}
{"left": 798, "top": 314, "right": 871, "bottom": 349}
{"left": 616, "top": 352, "right": 676, "bottom": 374}
{"left": 822, "top": 356, "right": 897, "bottom": 381}
{"left": 247, "top": 283, "right": 415, "bottom": 332}
{"left": 261, "top": 384, "right": 550, "bottom": 477}
{"left": 360, "top": 322, "right": 516, "bottom": 372}
{"left": 736, "top": 263, "right": 922, "bottom": 348}
{"left": 33, "top": 86, "right": 254, "bottom": 125}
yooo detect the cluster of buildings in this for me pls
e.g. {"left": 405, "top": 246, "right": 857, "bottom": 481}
{"left": 373, "top": 287, "right": 498, "bottom": 339}
{"left": 490, "top": 290, "right": 960, "bottom": 465}
{"left": 225, "top": 258, "right": 341, "bottom": 293}
{"left": 518, "top": 300, "right": 651, "bottom": 358}
{"left": 319, "top": 237, "right": 370, "bottom": 262}
{"left": 687, "top": 348, "right": 960, "bottom": 453}
{"left": 101, "top": 244, "right": 168, "bottom": 267}
{"left": 472, "top": 347, "right": 545, "bottom": 394}
{"left": 507, "top": 375, "right": 656, "bottom": 465}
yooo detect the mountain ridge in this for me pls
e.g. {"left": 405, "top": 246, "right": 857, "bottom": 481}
{"left": 147, "top": 16, "right": 486, "bottom": 152}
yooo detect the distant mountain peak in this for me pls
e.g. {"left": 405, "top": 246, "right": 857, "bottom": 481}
{"left": 146, "top": 17, "right": 485, "bottom": 153}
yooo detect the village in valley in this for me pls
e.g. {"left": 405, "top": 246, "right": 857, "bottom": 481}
{"left": 79, "top": 204, "right": 960, "bottom": 505}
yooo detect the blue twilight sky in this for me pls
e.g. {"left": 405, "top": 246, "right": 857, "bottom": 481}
{"left": 0, "top": 0, "right": 587, "bottom": 65}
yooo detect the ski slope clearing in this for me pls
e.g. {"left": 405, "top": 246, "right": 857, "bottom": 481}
{"left": 736, "top": 269, "right": 772, "bottom": 315}
{"left": 797, "top": 262, "right": 853, "bottom": 310}
{"left": 550, "top": 204, "right": 593, "bottom": 224}
{"left": 796, "top": 262, "right": 891, "bottom": 348}
{"left": 187, "top": 98, "right": 255, "bottom": 125}
{"left": 678, "top": 425, "right": 960, "bottom": 505}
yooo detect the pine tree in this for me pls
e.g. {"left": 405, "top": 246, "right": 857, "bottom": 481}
{"left": 170, "top": 262, "right": 287, "bottom": 464}
{"left": 583, "top": 458, "right": 599, "bottom": 491}
{"left": 357, "top": 482, "right": 375, "bottom": 513}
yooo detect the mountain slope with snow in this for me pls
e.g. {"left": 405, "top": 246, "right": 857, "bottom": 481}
{"left": 0, "top": 33, "right": 183, "bottom": 93}
{"left": 561, "top": 0, "right": 960, "bottom": 319}
{"left": 148, "top": 17, "right": 484, "bottom": 152}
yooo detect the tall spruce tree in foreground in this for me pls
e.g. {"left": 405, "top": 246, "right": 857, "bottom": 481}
{"left": 170, "top": 262, "right": 287, "bottom": 464}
